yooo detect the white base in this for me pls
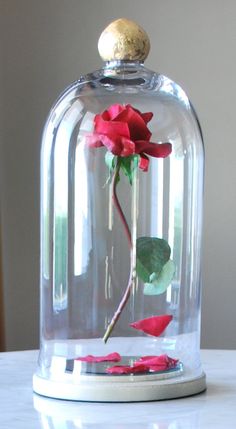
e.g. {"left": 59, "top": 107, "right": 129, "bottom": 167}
{"left": 33, "top": 371, "right": 206, "bottom": 402}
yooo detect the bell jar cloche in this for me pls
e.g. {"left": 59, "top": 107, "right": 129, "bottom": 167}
{"left": 33, "top": 18, "right": 206, "bottom": 401}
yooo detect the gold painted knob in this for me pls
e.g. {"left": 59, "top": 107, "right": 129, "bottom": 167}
{"left": 98, "top": 18, "right": 150, "bottom": 62}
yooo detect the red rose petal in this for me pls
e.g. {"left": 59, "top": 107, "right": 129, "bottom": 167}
{"left": 86, "top": 134, "right": 104, "bottom": 148}
{"left": 144, "top": 142, "right": 172, "bottom": 158}
{"left": 107, "top": 104, "right": 125, "bottom": 120}
{"left": 134, "top": 354, "right": 178, "bottom": 369}
{"left": 130, "top": 314, "right": 173, "bottom": 337}
{"left": 99, "top": 110, "right": 110, "bottom": 121}
{"left": 126, "top": 105, "right": 153, "bottom": 125}
{"left": 106, "top": 365, "right": 132, "bottom": 374}
{"left": 115, "top": 106, "right": 151, "bottom": 141}
{"left": 95, "top": 134, "right": 123, "bottom": 155}
{"left": 133, "top": 140, "right": 150, "bottom": 154}
{"left": 134, "top": 141, "right": 172, "bottom": 158}
{"left": 134, "top": 360, "right": 168, "bottom": 372}
{"left": 76, "top": 352, "right": 121, "bottom": 363}
{"left": 120, "top": 137, "right": 135, "bottom": 156}
{"left": 139, "top": 154, "right": 149, "bottom": 172}
{"left": 95, "top": 116, "right": 130, "bottom": 139}
{"left": 141, "top": 112, "right": 153, "bottom": 124}
{"left": 130, "top": 363, "right": 149, "bottom": 373}
{"left": 106, "top": 363, "right": 149, "bottom": 374}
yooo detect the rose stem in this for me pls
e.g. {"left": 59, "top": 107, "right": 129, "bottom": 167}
{"left": 103, "top": 159, "right": 135, "bottom": 343}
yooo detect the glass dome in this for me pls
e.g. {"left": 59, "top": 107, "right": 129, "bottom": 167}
{"left": 33, "top": 19, "right": 205, "bottom": 402}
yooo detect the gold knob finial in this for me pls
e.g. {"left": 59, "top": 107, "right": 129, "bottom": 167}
{"left": 98, "top": 18, "right": 150, "bottom": 62}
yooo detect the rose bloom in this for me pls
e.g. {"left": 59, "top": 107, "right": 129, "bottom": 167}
{"left": 88, "top": 104, "right": 172, "bottom": 171}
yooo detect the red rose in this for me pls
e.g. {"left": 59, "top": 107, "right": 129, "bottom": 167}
{"left": 88, "top": 104, "right": 172, "bottom": 171}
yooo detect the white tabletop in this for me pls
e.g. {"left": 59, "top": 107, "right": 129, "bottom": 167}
{"left": 0, "top": 349, "right": 236, "bottom": 428}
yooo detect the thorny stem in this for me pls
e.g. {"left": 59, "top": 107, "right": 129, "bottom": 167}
{"left": 103, "top": 160, "right": 136, "bottom": 343}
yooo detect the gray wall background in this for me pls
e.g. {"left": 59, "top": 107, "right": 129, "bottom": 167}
{"left": 0, "top": 0, "right": 236, "bottom": 351}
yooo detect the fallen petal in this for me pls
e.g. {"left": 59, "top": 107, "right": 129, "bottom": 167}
{"left": 106, "top": 363, "right": 149, "bottom": 374}
{"left": 130, "top": 314, "right": 173, "bottom": 337}
{"left": 106, "top": 365, "right": 132, "bottom": 374}
{"left": 134, "top": 354, "right": 178, "bottom": 369}
{"left": 76, "top": 352, "right": 121, "bottom": 363}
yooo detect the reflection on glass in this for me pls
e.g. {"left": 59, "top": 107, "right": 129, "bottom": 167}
{"left": 74, "top": 138, "right": 91, "bottom": 276}
{"left": 52, "top": 102, "right": 84, "bottom": 312}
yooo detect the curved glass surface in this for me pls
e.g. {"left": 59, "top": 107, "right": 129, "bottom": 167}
{"left": 37, "top": 61, "right": 204, "bottom": 389}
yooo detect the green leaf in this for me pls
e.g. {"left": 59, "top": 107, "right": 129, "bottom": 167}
{"left": 133, "top": 154, "right": 139, "bottom": 170}
{"left": 120, "top": 155, "right": 138, "bottom": 185}
{"left": 143, "top": 259, "right": 175, "bottom": 295}
{"left": 105, "top": 151, "right": 116, "bottom": 172}
{"left": 136, "top": 237, "right": 171, "bottom": 283}
{"left": 104, "top": 152, "right": 116, "bottom": 186}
